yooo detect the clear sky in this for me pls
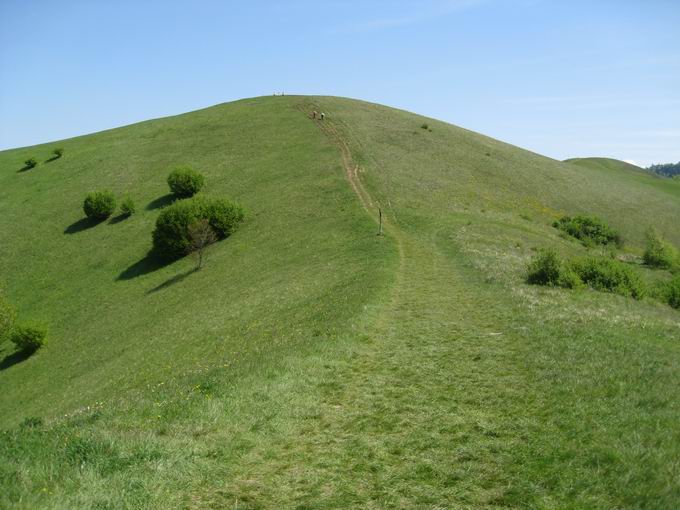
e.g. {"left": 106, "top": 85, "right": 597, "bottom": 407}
{"left": 1, "top": 0, "right": 679, "bottom": 167}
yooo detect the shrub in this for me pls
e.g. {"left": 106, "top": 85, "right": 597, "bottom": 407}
{"left": 526, "top": 249, "right": 562, "bottom": 286}
{"left": 11, "top": 323, "right": 47, "bottom": 354}
{"left": 24, "top": 157, "right": 38, "bottom": 169}
{"left": 420, "top": 123, "right": 429, "bottom": 130}
{"left": 568, "top": 256, "right": 645, "bottom": 299}
{"left": 167, "top": 166, "right": 205, "bottom": 198}
{"left": 553, "top": 215, "right": 622, "bottom": 247}
{"left": 643, "top": 228, "right": 678, "bottom": 270}
{"left": 667, "top": 275, "right": 680, "bottom": 309}
{"left": 152, "top": 196, "right": 244, "bottom": 260}
{"left": 83, "top": 191, "right": 117, "bottom": 220}
{"left": 52, "top": 147, "right": 64, "bottom": 159}
{"left": 119, "top": 196, "right": 136, "bottom": 217}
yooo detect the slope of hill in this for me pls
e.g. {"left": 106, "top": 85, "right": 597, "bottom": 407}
{"left": 565, "top": 156, "right": 646, "bottom": 173}
{"left": 566, "top": 156, "right": 680, "bottom": 206}
{"left": 1, "top": 96, "right": 679, "bottom": 509}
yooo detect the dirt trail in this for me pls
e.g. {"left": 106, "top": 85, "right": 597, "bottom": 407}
{"left": 202, "top": 102, "right": 526, "bottom": 508}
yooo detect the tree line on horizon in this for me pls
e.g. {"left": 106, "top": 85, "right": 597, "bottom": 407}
{"left": 647, "top": 161, "right": 680, "bottom": 178}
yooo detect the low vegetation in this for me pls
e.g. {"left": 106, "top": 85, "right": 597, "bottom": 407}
{"left": 527, "top": 250, "right": 645, "bottom": 299}
{"left": 553, "top": 214, "right": 622, "bottom": 247}
{"left": 10, "top": 323, "right": 48, "bottom": 354}
{"left": 152, "top": 195, "right": 243, "bottom": 260}
{"left": 666, "top": 275, "right": 680, "bottom": 309}
{"left": 569, "top": 256, "right": 645, "bottom": 299}
{"left": 52, "top": 148, "right": 64, "bottom": 159}
{"left": 83, "top": 191, "right": 116, "bottom": 220}
{"left": 23, "top": 157, "right": 38, "bottom": 170}
{"left": 167, "top": 166, "right": 204, "bottom": 198}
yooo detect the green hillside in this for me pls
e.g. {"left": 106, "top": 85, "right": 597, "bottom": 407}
{"left": 566, "top": 157, "right": 680, "bottom": 207}
{"left": 1, "top": 96, "right": 679, "bottom": 509}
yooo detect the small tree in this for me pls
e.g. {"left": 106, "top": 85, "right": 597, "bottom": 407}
{"left": 643, "top": 227, "right": 678, "bottom": 270}
{"left": 52, "top": 147, "right": 64, "bottom": 159}
{"left": 187, "top": 219, "right": 217, "bottom": 270}
{"left": 24, "top": 157, "right": 38, "bottom": 169}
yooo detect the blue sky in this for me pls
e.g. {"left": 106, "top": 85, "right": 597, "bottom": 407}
{"left": 1, "top": 0, "right": 679, "bottom": 166}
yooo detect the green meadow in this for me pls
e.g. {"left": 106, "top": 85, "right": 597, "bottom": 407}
{"left": 1, "top": 96, "right": 679, "bottom": 508}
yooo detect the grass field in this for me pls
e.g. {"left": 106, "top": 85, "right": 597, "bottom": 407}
{"left": 1, "top": 96, "right": 679, "bottom": 508}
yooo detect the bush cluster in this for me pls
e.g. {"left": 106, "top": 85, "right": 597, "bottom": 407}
{"left": 553, "top": 215, "right": 622, "bottom": 247}
{"left": 83, "top": 191, "right": 117, "bottom": 220}
{"left": 167, "top": 166, "right": 205, "bottom": 198}
{"left": 152, "top": 196, "right": 244, "bottom": 260}
{"left": 569, "top": 257, "right": 645, "bottom": 300}
{"left": 24, "top": 157, "right": 38, "bottom": 169}
{"left": 52, "top": 148, "right": 64, "bottom": 159}
{"left": 11, "top": 323, "right": 48, "bottom": 354}
{"left": 643, "top": 228, "right": 679, "bottom": 270}
{"left": 526, "top": 251, "right": 644, "bottom": 299}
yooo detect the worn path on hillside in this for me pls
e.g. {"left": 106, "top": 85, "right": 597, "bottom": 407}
{"left": 207, "top": 103, "right": 532, "bottom": 508}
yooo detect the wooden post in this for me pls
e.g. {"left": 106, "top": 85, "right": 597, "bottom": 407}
{"left": 378, "top": 208, "right": 383, "bottom": 236}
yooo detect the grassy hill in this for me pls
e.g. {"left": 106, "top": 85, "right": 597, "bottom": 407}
{"left": 1, "top": 96, "right": 679, "bottom": 508}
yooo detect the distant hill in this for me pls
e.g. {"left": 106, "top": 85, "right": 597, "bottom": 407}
{"left": 1, "top": 96, "right": 680, "bottom": 508}
{"left": 565, "top": 156, "right": 647, "bottom": 174}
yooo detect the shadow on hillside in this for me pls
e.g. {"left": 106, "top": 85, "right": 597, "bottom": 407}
{"left": 64, "top": 217, "right": 100, "bottom": 234}
{"left": 108, "top": 214, "right": 129, "bottom": 225}
{"left": 117, "top": 253, "right": 169, "bottom": 280}
{"left": 17, "top": 165, "right": 35, "bottom": 173}
{"left": 146, "top": 193, "right": 175, "bottom": 210}
{"left": 148, "top": 268, "right": 198, "bottom": 293}
{"left": 45, "top": 156, "right": 61, "bottom": 163}
{"left": 0, "top": 350, "right": 31, "bottom": 371}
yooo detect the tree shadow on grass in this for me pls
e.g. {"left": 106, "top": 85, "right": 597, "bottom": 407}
{"left": 147, "top": 268, "right": 198, "bottom": 293}
{"left": 146, "top": 193, "right": 175, "bottom": 210}
{"left": 45, "top": 156, "right": 60, "bottom": 163}
{"left": 0, "top": 350, "right": 31, "bottom": 371}
{"left": 108, "top": 214, "right": 129, "bottom": 225}
{"left": 17, "top": 165, "right": 35, "bottom": 173}
{"left": 64, "top": 217, "right": 100, "bottom": 234}
{"left": 117, "top": 252, "right": 170, "bottom": 281}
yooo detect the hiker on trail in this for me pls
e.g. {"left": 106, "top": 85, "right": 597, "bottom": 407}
{"left": 312, "top": 111, "right": 317, "bottom": 119}
{"left": 320, "top": 112, "right": 325, "bottom": 120}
